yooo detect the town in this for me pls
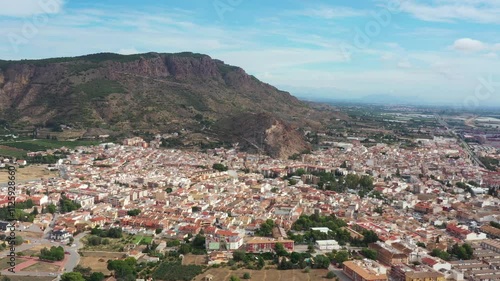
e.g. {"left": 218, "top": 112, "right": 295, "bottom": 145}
{"left": 0, "top": 128, "right": 499, "bottom": 281}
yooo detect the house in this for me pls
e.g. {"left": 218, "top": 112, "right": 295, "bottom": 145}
{"left": 246, "top": 237, "right": 294, "bottom": 253}
{"left": 206, "top": 230, "right": 243, "bottom": 251}
{"left": 369, "top": 241, "right": 408, "bottom": 266}
{"left": 343, "top": 260, "right": 387, "bottom": 281}
{"left": 0, "top": 221, "right": 11, "bottom": 231}
{"left": 50, "top": 230, "right": 72, "bottom": 241}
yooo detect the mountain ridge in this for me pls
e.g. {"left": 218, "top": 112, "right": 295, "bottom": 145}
{"left": 0, "top": 52, "right": 330, "bottom": 158}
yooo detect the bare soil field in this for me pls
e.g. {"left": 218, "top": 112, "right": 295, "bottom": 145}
{"left": 8, "top": 276, "right": 54, "bottom": 281}
{"left": 0, "top": 165, "right": 57, "bottom": 183}
{"left": 79, "top": 251, "right": 124, "bottom": 274}
{"left": 193, "top": 268, "right": 330, "bottom": 281}
{"left": 21, "top": 244, "right": 53, "bottom": 256}
{"left": 79, "top": 256, "right": 112, "bottom": 275}
{"left": 79, "top": 251, "right": 125, "bottom": 259}
{"left": 182, "top": 254, "right": 207, "bottom": 265}
{"left": 0, "top": 257, "right": 26, "bottom": 270}
{"left": 18, "top": 231, "right": 44, "bottom": 239}
{"left": 21, "top": 261, "right": 60, "bottom": 273}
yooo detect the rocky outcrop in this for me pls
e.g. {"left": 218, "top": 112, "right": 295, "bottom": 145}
{"left": 215, "top": 112, "right": 309, "bottom": 159}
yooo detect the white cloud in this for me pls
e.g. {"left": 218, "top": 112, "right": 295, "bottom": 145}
{"left": 0, "top": 0, "right": 64, "bottom": 17}
{"left": 453, "top": 38, "right": 487, "bottom": 52}
{"left": 292, "top": 7, "right": 367, "bottom": 19}
{"left": 397, "top": 60, "right": 412, "bottom": 68}
{"left": 117, "top": 48, "right": 139, "bottom": 55}
{"left": 452, "top": 38, "right": 500, "bottom": 54}
{"left": 484, "top": 52, "right": 498, "bottom": 59}
{"left": 399, "top": 0, "right": 500, "bottom": 24}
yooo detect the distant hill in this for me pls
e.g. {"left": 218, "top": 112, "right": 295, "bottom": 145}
{"left": 0, "top": 52, "right": 335, "bottom": 158}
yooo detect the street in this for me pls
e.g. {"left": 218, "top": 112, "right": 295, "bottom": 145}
{"left": 0, "top": 214, "right": 87, "bottom": 277}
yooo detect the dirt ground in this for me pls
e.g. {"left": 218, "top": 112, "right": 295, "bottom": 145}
{"left": 21, "top": 244, "right": 53, "bottom": 256}
{"left": 78, "top": 251, "right": 125, "bottom": 274}
{"left": 0, "top": 257, "right": 26, "bottom": 270}
{"left": 18, "top": 231, "right": 44, "bottom": 239}
{"left": 78, "top": 256, "right": 112, "bottom": 275}
{"left": 0, "top": 165, "right": 58, "bottom": 183}
{"left": 182, "top": 254, "right": 207, "bottom": 265}
{"left": 193, "top": 268, "right": 330, "bottom": 281}
{"left": 21, "top": 261, "right": 60, "bottom": 272}
{"left": 7, "top": 276, "right": 54, "bottom": 281}
{"left": 79, "top": 251, "right": 125, "bottom": 259}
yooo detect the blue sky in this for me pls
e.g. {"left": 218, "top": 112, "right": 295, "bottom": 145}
{"left": 1, "top": 0, "right": 499, "bottom": 106}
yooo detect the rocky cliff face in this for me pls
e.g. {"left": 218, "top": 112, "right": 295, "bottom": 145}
{"left": 0, "top": 52, "right": 317, "bottom": 158}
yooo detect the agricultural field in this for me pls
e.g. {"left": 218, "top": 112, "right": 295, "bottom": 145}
{"left": 0, "top": 139, "right": 101, "bottom": 160}
{"left": 133, "top": 235, "right": 153, "bottom": 244}
{"left": 182, "top": 254, "right": 207, "bottom": 265}
{"left": 0, "top": 139, "right": 99, "bottom": 152}
{"left": 0, "top": 145, "right": 27, "bottom": 158}
{"left": 192, "top": 268, "right": 331, "bottom": 281}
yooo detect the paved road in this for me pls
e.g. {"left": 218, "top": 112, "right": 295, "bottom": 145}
{"left": 63, "top": 231, "right": 87, "bottom": 272}
{"left": 328, "top": 265, "right": 351, "bottom": 281}
{"left": 0, "top": 215, "right": 86, "bottom": 278}
{"left": 435, "top": 114, "right": 485, "bottom": 168}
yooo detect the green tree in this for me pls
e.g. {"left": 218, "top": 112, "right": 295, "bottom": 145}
{"left": 14, "top": 236, "right": 23, "bottom": 245}
{"left": 179, "top": 244, "right": 192, "bottom": 254}
{"left": 256, "top": 219, "right": 274, "bottom": 237}
{"left": 416, "top": 242, "right": 426, "bottom": 248}
{"left": 326, "top": 271, "right": 336, "bottom": 279}
{"left": 229, "top": 276, "right": 241, "bottom": 281}
{"left": 361, "top": 248, "right": 377, "bottom": 260}
{"left": 233, "top": 250, "right": 246, "bottom": 262}
{"left": 345, "top": 174, "right": 360, "bottom": 189}
{"left": 107, "top": 258, "right": 137, "bottom": 280}
{"left": 313, "top": 254, "right": 331, "bottom": 269}
{"left": 46, "top": 203, "right": 57, "bottom": 214}
{"left": 296, "top": 168, "right": 307, "bottom": 176}
{"left": 88, "top": 272, "right": 105, "bottom": 281}
{"left": 243, "top": 272, "right": 251, "bottom": 279}
{"left": 431, "top": 249, "right": 451, "bottom": 261}
{"left": 212, "top": 163, "right": 228, "bottom": 172}
{"left": 61, "top": 272, "right": 85, "bottom": 281}
{"left": 127, "top": 209, "right": 141, "bottom": 216}
{"left": 73, "top": 265, "right": 92, "bottom": 278}
{"left": 334, "top": 250, "right": 349, "bottom": 264}
{"left": 275, "top": 243, "right": 288, "bottom": 257}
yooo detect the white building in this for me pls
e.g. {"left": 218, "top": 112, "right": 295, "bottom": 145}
{"left": 50, "top": 230, "right": 72, "bottom": 242}
{"left": 311, "top": 227, "right": 331, "bottom": 234}
{"left": 315, "top": 240, "right": 340, "bottom": 251}
{"left": 75, "top": 196, "right": 95, "bottom": 209}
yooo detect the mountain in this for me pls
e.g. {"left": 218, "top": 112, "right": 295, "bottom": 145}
{"left": 0, "top": 52, "right": 329, "bottom": 158}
